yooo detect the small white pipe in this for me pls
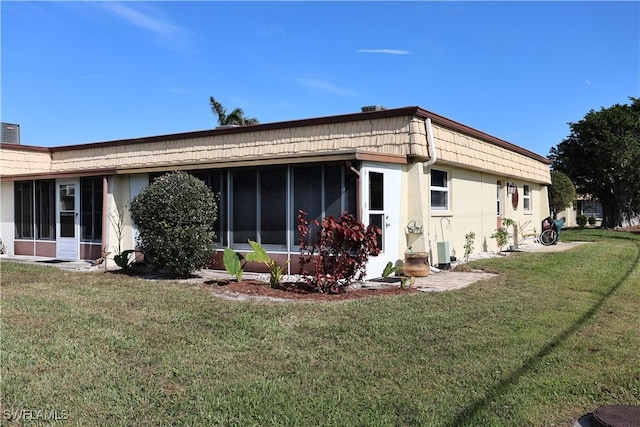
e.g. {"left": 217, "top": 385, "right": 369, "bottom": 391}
{"left": 424, "top": 117, "right": 437, "bottom": 166}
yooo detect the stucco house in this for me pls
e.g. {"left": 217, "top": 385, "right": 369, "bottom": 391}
{"left": 557, "top": 197, "right": 604, "bottom": 228}
{"left": 0, "top": 106, "right": 551, "bottom": 277}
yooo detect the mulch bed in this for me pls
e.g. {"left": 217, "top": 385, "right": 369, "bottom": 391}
{"left": 203, "top": 279, "right": 417, "bottom": 302}
{"left": 110, "top": 266, "right": 417, "bottom": 301}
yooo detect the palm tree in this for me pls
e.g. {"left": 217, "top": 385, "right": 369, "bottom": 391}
{"left": 209, "top": 96, "right": 259, "bottom": 127}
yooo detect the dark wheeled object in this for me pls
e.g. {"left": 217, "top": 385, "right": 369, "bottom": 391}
{"left": 540, "top": 216, "right": 564, "bottom": 246}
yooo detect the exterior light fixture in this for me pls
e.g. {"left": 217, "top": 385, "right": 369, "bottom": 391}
{"left": 506, "top": 182, "right": 517, "bottom": 195}
{"left": 406, "top": 220, "right": 423, "bottom": 234}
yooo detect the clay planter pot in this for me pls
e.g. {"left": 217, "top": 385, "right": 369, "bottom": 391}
{"left": 402, "top": 252, "right": 430, "bottom": 277}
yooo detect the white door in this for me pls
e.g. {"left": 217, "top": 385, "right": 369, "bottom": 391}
{"left": 56, "top": 179, "right": 80, "bottom": 260}
{"left": 361, "top": 163, "right": 402, "bottom": 279}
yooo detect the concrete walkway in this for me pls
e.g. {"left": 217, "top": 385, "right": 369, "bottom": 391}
{"left": 0, "top": 241, "right": 588, "bottom": 293}
{"left": 517, "top": 241, "right": 588, "bottom": 253}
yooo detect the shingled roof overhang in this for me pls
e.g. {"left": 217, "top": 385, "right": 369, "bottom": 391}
{"left": 0, "top": 106, "right": 551, "bottom": 165}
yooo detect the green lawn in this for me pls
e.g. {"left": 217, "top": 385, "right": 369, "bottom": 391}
{"left": 1, "top": 229, "right": 638, "bottom": 426}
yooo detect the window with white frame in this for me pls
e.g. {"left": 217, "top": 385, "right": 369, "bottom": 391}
{"left": 579, "top": 200, "right": 603, "bottom": 219}
{"left": 430, "top": 169, "right": 449, "bottom": 211}
{"left": 523, "top": 185, "right": 531, "bottom": 211}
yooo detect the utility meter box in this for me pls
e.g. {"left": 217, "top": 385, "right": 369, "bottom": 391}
{"left": 437, "top": 241, "right": 451, "bottom": 269}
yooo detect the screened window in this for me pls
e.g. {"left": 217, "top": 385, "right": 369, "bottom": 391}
{"left": 81, "top": 177, "right": 103, "bottom": 242}
{"left": 523, "top": 185, "right": 531, "bottom": 212}
{"left": 149, "top": 163, "right": 357, "bottom": 250}
{"left": 232, "top": 170, "right": 258, "bottom": 244}
{"left": 496, "top": 183, "right": 501, "bottom": 216}
{"left": 293, "top": 164, "right": 356, "bottom": 246}
{"left": 294, "top": 166, "right": 323, "bottom": 224}
{"left": 430, "top": 169, "right": 449, "bottom": 211}
{"left": 35, "top": 180, "right": 55, "bottom": 240}
{"left": 15, "top": 180, "right": 55, "bottom": 240}
{"left": 260, "top": 168, "right": 287, "bottom": 245}
{"left": 324, "top": 165, "right": 343, "bottom": 219}
{"left": 208, "top": 171, "right": 226, "bottom": 246}
{"left": 230, "top": 167, "right": 288, "bottom": 247}
{"left": 14, "top": 181, "right": 34, "bottom": 239}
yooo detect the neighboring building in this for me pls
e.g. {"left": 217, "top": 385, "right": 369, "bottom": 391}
{"left": 0, "top": 106, "right": 552, "bottom": 277}
{"left": 558, "top": 197, "right": 604, "bottom": 227}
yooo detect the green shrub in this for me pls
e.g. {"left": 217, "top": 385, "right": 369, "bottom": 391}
{"left": 223, "top": 247, "right": 245, "bottom": 281}
{"left": 114, "top": 249, "right": 136, "bottom": 271}
{"left": 129, "top": 171, "right": 218, "bottom": 277}
{"left": 464, "top": 231, "right": 476, "bottom": 262}
{"left": 490, "top": 227, "right": 510, "bottom": 252}
{"left": 222, "top": 241, "right": 288, "bottom": 286}
{"left": 381, "top": 261, "right": 401, "bottom": 278}
{"left": 246, "top": 240, "right": 289, "bottom": 288}
{"left": 588, "top": 216, "right": 597, "bottom": 226}
{"left": 576, "top": 214, "right": 588, "bottom": 228}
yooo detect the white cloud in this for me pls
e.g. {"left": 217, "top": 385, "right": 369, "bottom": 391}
{"left": 102, "top": 2, "right": 181, "bottom": 37}
{"left": 169, "top": 87, "right": 193, "bottom": 95}
{"left": 295, "top": 77, "right": 356, "bottom": 96}
{"left": 357, "top": 49, "right": 410, "bottom": 55}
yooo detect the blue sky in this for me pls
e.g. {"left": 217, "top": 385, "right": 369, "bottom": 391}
{"left": 1, "top": 1, "right": 638, "bottom": 157}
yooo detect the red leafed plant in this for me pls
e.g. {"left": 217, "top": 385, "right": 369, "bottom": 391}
{"left": 298, "top": 210, "right": 381, "bottom": 294}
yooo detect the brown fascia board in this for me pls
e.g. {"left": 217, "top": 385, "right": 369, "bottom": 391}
{"left": 412, "top": 107, "right": 552, "bottom": 165}
{"left": 0, "top": 168, "right": 118, "bottom": 182}
{"left": 8, "top": 106, "right": 551, "bottom": 165}
{"left": 47, "top": 107, "right": 422, "bottom": 153}
{"left": 0, "top": 142, "right": 52, "bottom": 153}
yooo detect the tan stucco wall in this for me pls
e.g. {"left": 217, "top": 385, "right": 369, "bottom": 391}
{"left": 1, "top": 181, "right": 15, "bottom": 255}
{"left": 420, "top": 165, "right": 550, "bottom": 263}
{"left": 402, "top": 161, "right": 429, "bottom": 254}
{"left": 104, "top": 175, "right": 137, "bottom": 268}
{"left": 557, "top": 203, "right": 578, "bottom": 227}
{"left": 380, "top": 160, "right": 551, "bottom": 267}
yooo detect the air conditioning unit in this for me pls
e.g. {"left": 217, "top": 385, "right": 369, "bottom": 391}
{"left": 361, "top": 105, "right": 386, "bottom": 113}
{"left": 1, "top": 122, "right": 20, "bottom": 144}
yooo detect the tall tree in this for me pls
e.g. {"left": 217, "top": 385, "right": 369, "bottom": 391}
{"left": 548, "top": 170, "right": 576, "bottom": 219}
{"left": 550, "top": 97, "right": 640, "bottom": 227}
{"left": 209, "top": 96, "right": 259, "bottom": 126}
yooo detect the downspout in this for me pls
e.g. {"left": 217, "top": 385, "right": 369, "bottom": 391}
{"left": 406, "top": 117, "right": 438, "bottom": 254}
{"left": 423, "top": 117, "right": 437, "bottom": 259}
{"left": 424, "top": 117, "right": 437, "bottom": 167}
